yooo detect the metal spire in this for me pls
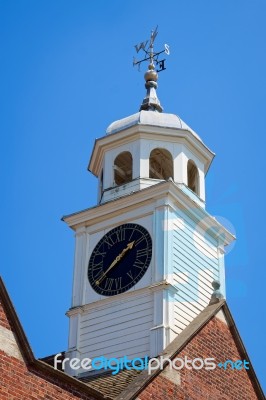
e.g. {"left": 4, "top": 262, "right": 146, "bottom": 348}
{"left": 133, "top": 27, "right": 170, "bottom": 113}
{"left": 141, "top": 62, "right": 162, "bottom": 112}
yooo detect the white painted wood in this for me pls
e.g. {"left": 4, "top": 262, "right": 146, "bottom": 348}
{"left": 80, "top": 331, "right": 150, "bottom": 353}
{"left": 217, "top": 244, "right": 226, "bottom": 298}
{"left": 173, "top": 260, "right": 215, "bottom": 288}
{"left": 81, "top": 297, "right": 153, "bottom": 324}
{"left": 80, "top": 308, "right": 152, "bottom": 335}
{"left": 173, "top": 219, "right": 219, "bottom": 259}
{"left": 85, "top": 343, "right": 150, "bottom": 361}
{"left": 89, "top": 113, "right": 215, "bottom": 205}
{"left": 72, "top": 291, "right": 154, "bottom": 372}
{"left": 98, "top": 133, "right": 209, "bottom": 205}
{"left": 171, "top": 207, "right": 218, "bottom": 248}
{"left": 80, "top": 335, "right": 150, "bottom": 361}
{"left": 66, "top": 186, "right": 231, "bottom": 375}
{"left": 174, "top": 300, "right": 199, "bottom": 320}
{"left": 72, "top": 227, "right": 87, "bottom": 307}
{"left": 174, "top": 221, "right": 218, "bottom": 260}
{"left": 68, "top": 314, "right": 79, "bottom": 350}
{"left": 80, "top": 321, "right": 153, "bottom": 345}
{"left": 174, "top": 307, "right": 195, "bottom": 325}
{"left": 172, "top": 236, "right": 218, "bottom": 272}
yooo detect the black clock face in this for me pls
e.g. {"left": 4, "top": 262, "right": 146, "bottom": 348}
{"left": 88, "top": 223, "right": 152, "bottom": 296}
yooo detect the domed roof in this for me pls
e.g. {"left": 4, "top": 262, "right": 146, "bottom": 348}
{"left": 106, "top": 110, "right": 202, "bottom": 142}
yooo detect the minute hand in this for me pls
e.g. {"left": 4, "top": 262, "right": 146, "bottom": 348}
{"left": 96, "top": 241, "right": 135, "bottom": 285}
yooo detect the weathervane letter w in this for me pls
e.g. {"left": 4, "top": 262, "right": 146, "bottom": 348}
{"left": 134, "top": 40, "right": 148, "bottom": 53}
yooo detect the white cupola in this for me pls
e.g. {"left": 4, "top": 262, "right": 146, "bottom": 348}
{"left": 89, "top": 64, "right": 214, "bottom": 209}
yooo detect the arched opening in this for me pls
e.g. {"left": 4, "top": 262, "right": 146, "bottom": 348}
{"left": 187, "top": 160, "right": 199, "bottom": 195}
{"left": 149, "top": 148, "right": 173, "bottom": 180}
{"left": 114, "top": 151, "right": 132, "bottom": 185}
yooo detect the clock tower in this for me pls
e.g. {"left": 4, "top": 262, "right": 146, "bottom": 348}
{"left": 62, "top": 32, "right": 235, "bottom": 377}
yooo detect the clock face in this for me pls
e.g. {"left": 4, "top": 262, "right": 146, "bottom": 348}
{"left": 88, "top": 223, "right": 152, "bottom": 296}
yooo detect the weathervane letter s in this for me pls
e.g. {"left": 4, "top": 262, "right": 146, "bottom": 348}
{"left": 164, "top": 44, "right": 170, "bottom": 55}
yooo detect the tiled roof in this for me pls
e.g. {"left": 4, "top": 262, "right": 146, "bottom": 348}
{"left": 80, "top": 368, "right": 142, "bottom": 399}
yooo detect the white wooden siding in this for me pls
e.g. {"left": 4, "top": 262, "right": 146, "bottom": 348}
{"left": 171, "top": 209, "right": 219, "bottom": 335}
{"left": 79, "top": 292, "right": 153, "bottom": 361}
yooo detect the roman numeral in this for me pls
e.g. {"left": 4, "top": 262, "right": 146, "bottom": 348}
{"left": 103, "top": 236, "right": 114, "bottom": 249}
{"left": 114, "top": 277, "right": 122, "bottom": 290}
{"left": 136, "top": 248, "right": 149, "bottom": 258}
{"left": 94, "top": 249, "right": 106, "bottom": 258}
{"left": 127, "top": 270, "right": 134, "bottom": 280}
{"left": 104, "top": 278, "right": 114, "bottom": 291}
{"left": 114, "top": 226, "right": 126, "bottom": 243}
{"left": 128, "top": 228, "right": 136, "bottom": 242}
{"left": 134, "top": 258, "right": 144, "bottom": 269}
{"left": 92, "top": 257, "right": 104, "bottom": 268}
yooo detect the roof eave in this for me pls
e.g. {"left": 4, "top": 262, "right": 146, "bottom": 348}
{"left": 88, "top": 124, "right": 215, "bottom": 178}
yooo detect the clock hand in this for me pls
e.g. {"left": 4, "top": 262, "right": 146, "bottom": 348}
{"left": 108, "top": 241, "right": 135, "bottom": 271}
{"left": 96, "top": 241, "right": 135, "bottom": 285}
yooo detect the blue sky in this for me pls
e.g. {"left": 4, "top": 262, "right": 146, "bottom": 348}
{"left": 0, "top": 0, "right": 265, "bottom": 392}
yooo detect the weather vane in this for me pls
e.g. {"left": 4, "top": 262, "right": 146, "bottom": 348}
{"left": 133, "top": 26, "right": 170, "bottom": 72}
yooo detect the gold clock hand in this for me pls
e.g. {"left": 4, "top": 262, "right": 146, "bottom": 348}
{"left": 96, "top": 241, "right": 135, "bottom": 285}
{"left": 127, "top": 241, "right": 135, "bottom": 250}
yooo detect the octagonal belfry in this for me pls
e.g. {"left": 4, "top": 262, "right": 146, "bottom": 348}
{"left": 89, "top": 109, "right": 214, "bottom": 208}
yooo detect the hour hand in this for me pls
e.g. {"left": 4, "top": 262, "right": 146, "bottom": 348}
{"left": 96, "top": 241, "right": 135, "bottom": 285}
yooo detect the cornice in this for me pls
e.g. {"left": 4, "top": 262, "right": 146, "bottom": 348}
{"left": 89, "top": 125, "right": 215, "bottom": 177}
{"left": 62, "top": 181, "right": 235, "bottom": 246}
{"left": 66, "top": 280, "right": 178, "bottom": 317}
